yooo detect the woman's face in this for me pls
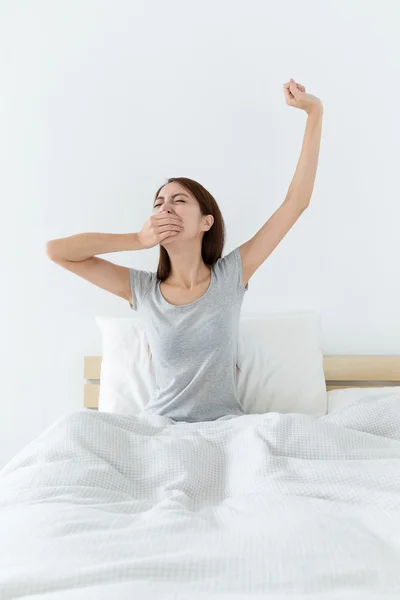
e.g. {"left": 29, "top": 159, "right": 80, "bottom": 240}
{"left": 153, "top": 183, "right": 211, "bottom": 243}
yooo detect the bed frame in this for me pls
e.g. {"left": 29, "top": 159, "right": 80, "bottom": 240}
{"left": 83, "top": 355, "right": 400, "bottom": 409}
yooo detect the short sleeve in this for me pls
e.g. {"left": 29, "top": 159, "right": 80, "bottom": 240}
{"left": 214, "top": 247, "right": 249, "bottom": 295}
{"left": 128, "top": 268, "right": 155, "bottom": 311}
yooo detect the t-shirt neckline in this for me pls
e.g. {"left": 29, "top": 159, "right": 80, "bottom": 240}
{"left": 157, "top": 267, "right": 214, "bottom": 308}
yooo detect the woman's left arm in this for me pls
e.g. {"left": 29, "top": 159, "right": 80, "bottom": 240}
{"left": 286, "top": 104, "right": 324, "bottom": 207}
{"left": 239, "top": 80, "right": 324, "bottom": 285}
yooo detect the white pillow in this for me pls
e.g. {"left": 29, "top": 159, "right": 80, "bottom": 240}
{"left": 96, "top": 317, "right": 156, "bottom": 414}
{"left": 237, "top": 311, "right": 327, "bottom": 416}
{"left": 95, "top": 310, "right": 327, "bottom": 417}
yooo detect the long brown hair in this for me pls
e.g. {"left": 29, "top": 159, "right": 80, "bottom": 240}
{"left": 154, "top": 177, "right": 226, "bottom": 282}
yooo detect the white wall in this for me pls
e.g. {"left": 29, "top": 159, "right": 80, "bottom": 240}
{"left": 1, "top": 1, "right": 399, "bottom": 467}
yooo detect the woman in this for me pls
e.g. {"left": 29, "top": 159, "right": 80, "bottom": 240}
{"left": 46, "top": 79, "right": 323, "bottom": 423}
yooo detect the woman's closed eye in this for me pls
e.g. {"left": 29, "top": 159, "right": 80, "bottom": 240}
{"left": 154, "top": 200, "right": 185, "bottom": 208}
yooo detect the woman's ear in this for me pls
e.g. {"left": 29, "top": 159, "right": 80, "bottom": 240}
{"left": 205, "top": 215, "right": 214, "bottom": 230}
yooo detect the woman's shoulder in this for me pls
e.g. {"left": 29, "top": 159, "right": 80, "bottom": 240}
{"left": 213, "top": 246, "right": 241, "bottom": 276}
{"left": 212, "top": 246, "right": 248, "bottom": 294}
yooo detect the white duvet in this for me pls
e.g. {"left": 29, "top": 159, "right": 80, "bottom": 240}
{"left": 1, "top": 395, "right": 400, "bottom": 599}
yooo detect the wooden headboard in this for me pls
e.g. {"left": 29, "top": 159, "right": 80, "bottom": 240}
{"left": 84, "top": 355, "right": 400, "bottom": 409}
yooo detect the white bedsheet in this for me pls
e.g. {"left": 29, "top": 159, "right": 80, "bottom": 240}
{"left": 1, "top": 394, "right": 400, "bottom": 599}
{"left": 327, "top": 386, "right": 400, "bottom": 413}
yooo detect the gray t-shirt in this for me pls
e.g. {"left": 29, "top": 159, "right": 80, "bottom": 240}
{"left": 128, "top": 246, "right": 248, "bottom": 422}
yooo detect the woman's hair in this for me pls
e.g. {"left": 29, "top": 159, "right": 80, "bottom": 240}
{"left": 154, "top": 177, "right": 226, "bottom": 282}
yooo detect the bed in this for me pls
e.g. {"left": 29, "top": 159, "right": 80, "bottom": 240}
{"left": 0, "top": 355, "right": 400, "bottom": 599}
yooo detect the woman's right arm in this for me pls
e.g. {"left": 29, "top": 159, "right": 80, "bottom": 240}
{"left": 46, "top": 233, "right": 144, "bottom": 305}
